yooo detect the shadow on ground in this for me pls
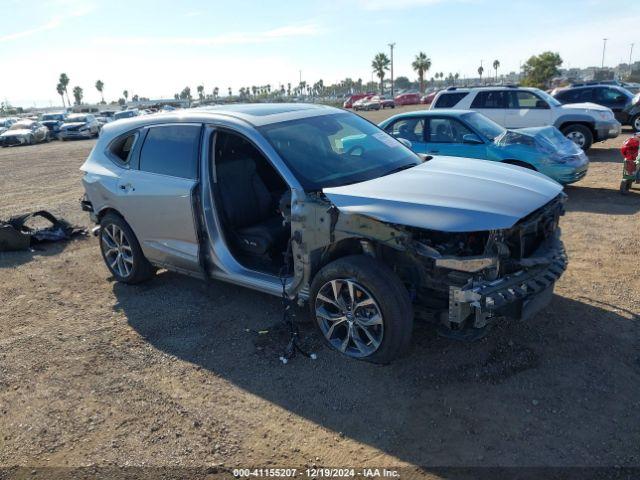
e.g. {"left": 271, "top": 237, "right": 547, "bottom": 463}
{"left": 0, "top": 237, "right": 86, "bottom": 269}
{"left": 564, "top": 184, "right": 640, "bottom": 214}
{"left": 112, "top": 271, "right": 640, "bottom": 465}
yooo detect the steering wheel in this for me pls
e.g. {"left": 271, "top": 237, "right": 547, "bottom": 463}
{"left": 345, "top": 145, "right": 365, "bottom": 156}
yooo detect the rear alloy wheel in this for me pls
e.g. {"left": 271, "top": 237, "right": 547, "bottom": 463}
{"left": 562, "top": 124, "right": 593, "bottom": 151}
{"left": 99, "top": 213, "right": 154, "bottom": 284}
{"left": 631, "top": 114, "right": 640, "bottom": 133}
{"left": 310, "top": 255, "right": 413, "bottom": 363}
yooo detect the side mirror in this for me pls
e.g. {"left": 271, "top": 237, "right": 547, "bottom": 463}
{"left": 462, "top": 133, "right": 483, "bottom": 145}
{"left": 616, "top": 95, "right": 627, "bottom": 103}
{"left": 535, "top": 100, "right": 550, "bottom": 109}
{"left": 397, "top": 137, "right": 412, "bottom": 149}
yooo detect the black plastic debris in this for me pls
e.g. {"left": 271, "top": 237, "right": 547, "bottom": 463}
{"left": 0, "top": 210, "right": 86, "bottom": 252}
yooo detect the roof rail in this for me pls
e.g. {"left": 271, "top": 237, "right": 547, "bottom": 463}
{"left": 446, "top": 86, "right": 457, "bottom": 91}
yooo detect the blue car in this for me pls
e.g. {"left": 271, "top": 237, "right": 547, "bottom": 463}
{"left": 378, "top": 110, "right": 589, "bottom": 184}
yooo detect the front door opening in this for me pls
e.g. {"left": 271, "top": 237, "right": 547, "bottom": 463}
{"left": 212, "top": 130, "right": 292, "bottom": 275}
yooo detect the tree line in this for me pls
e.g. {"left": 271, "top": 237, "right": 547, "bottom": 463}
{"left": 53, "top": 51, "right": 563, "bottom": 108}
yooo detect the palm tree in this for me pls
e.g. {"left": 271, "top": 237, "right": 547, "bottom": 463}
{"left": 371, "top": 52, "right": 391, "bottom": 94}
{"left": 454, "top": 73, "right": 460, "bottom": 86}
{"left": 197, "top": 85, "right": 204, "bottom": 102}
{"left": 123, "top": 90, "right": 129, "bottom": 102}
{"left": 72, "top": 86, "right": 83, "bottom": 105}
{"left": 411, "top": 52, "right": 432, "bottom": 94}
{"left": 493, "top": 59, "right": 500, "bottom": 82}
{"left": 228, "top": 87, "right": 232, "bottom": 97}
{"left": 95, "top": 80, "right": 105, "bottom": 103}
{"left": 59, "top": 73, "right": 71, "bottom": 106}
{"left": 477, "top": 65, "right": 484, "bottom": 84}
{"left": 213, "top": 87, "right": 219, "bottom": 100}
{"left": 56, "top": 83, "right": 66, "bottom": 108}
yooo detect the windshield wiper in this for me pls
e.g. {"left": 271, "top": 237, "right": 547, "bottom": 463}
{"left": 382, "top": 163, "right": 418, "bottom": 177}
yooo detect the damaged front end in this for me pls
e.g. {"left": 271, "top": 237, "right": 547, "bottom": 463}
{"left": 409, "top": 194, "right": 567, "bottom": 334}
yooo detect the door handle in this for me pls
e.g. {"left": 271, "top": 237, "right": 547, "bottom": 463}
{"left": 118, "top": 183, "right": 134, "bottom": 192}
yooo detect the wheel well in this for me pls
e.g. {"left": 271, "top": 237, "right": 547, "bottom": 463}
{"left": 558, "top": 121, "right": 595, "bottom": 136}
{"left": 97, "top": 207, "right": 125, "bottom": 223}
{"left": 502, "top": 159, "right": 537, "bottom": 171}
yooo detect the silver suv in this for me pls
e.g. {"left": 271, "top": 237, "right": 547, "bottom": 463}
{"left": 81, "top": 104, "right": 567, "bottom": 363}
{"left": 431, "top": 86, "right": 621, "bottom": 150}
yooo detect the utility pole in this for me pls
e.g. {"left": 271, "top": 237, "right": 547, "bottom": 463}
{"left": 388, "top": 42, "right": 395, "bottom": 97}
{"left": 601, "top": 38, "right": 608, "bottom": 69}
{"left": 630, "top": 43, "right": 635, "bottom": 77}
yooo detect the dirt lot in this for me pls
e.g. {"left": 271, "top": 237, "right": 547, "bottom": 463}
{"left": 1, "top": 106, "right": 639, "bottom": 476}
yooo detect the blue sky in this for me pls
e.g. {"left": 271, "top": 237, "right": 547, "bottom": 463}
{"left": 2, "top": 0, "right": 640, "bottom": 107}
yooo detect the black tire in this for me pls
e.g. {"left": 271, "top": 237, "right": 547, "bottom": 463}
{"left": 99, "top": 213, "right": 155, "bottom": 284}
{"left": 309, "top": 255, "right": 413, "bottom": 364}
{"left": 631, "top": 114, "right": 640, "bottom": 133}
{"left": 620, "top": 179, "right": 632, "bottom": 194}
{"left": 561, "top": 124, "right": 593, "bottom": 151}
{"left": 503, "top": 160, "right": 536, "bottom": 171}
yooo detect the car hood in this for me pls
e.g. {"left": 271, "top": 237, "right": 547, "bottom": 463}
{"left": 496, "top": 126, "right": 586, "bottom": 160}
{"left": 559, "top": 102, "right": 610, "bottom": 112}
{"left": 322, "top": 156, "right": 563, "bottom": 232}
{"left": 0, "top": 129, "right": 30, "bottom": 137}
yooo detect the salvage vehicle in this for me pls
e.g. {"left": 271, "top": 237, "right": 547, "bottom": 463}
{"left": 0, "top": 120, "right": 49, "bottom": 146}
{"left": 0, "top": 117, "right": 18, "bottom": 135}
{"left": 394, "top": 92, "right": 421, "bottom": 106}
{"left": 113, "top": 109, "right": 140, "bottom": 121}
{"left": 40, "top": 112, "right": 67, "bottom": 138}
{"left": 431, "top": 86, "right": 621, "bottom": 150}
{"left": 379, "top": 110, "right": 588, "bottom": 184}
{"left": 59, "top": 114, "right": 101, "bottom": 140}
{"left": 81, "top": 104, "right": 567, "bottom": 363}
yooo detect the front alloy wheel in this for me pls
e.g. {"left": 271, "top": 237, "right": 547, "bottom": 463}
{"left": 315, "top": 279, "right": 384, "bottom": 358}
{"left": 101, "top": 224, "right": 134, "bottom": 278}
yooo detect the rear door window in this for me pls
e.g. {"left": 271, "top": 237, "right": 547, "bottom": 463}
{"left": 385, "top": 117, "right": 425, "bottom": 142}
{"left": 425, "top": 118, "right": 473, "bottom": 143}
{"left": 139, "top": 125, "right": 201, "bottom": 179}
{"left": 433, "top": 92, "right": 469, "bottom": 108}
{"left": 470, "top": 91, "right": 506, "bottom": 109}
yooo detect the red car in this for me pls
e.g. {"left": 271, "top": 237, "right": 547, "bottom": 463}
{"left": 343, "top": 94, "right": 371, "bottom": 109}
{"left": 394, "top": 93, "right": 421, "bottom": 106}
{"left": 421, "top": 91, "right": 439, "bottom": 105}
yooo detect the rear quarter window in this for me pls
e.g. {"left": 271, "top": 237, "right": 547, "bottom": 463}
{"left": 139, "top": 125, "right": 201, "bottom": 179}
{"left": 108, "top": 132, "right": 138, "bottom": 166}
{"left": 433, "top": 92, "right": 469, "bottom": 108}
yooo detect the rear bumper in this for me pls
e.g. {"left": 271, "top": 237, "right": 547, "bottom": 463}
{"left": 447, "top": 234, "right": 567, "bottom": 328}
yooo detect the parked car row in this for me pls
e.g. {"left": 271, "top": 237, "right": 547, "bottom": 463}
{"left": 0, "top": 108, "right": 150, "bottom": 146}
{"left": 430, "top": 85, "right": 621, "bottom": 151}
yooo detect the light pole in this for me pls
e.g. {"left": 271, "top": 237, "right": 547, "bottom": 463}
{"left": 630, "top": 43, "right": 635, "bottom": 77}
{"left": 388, "top": 42, "right": 395, "bottom": 97}
{"left": 601, "top": 38, "right": 608, "bottom": 69}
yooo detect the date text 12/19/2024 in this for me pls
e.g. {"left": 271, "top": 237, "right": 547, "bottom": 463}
{"left": 233, "top": 468, "right": 400, "bottom": 478}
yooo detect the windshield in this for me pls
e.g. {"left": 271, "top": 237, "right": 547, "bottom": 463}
{"left": 259, "top": 112, "right": 420, "bottom": 190}
{"left": 42, "top": 114, "right": 64, "bottom": 121}
{"left": 115, "top": 111, "right": 136, "bottom": 119}
{"left": 67, "top": 116, "right": 87, "bottom": 123}
{"left": 462, "top": 112, "right": 506, "bottom": 141}
{"left": 536, "top": 90, "right": 562, "bottom": 107}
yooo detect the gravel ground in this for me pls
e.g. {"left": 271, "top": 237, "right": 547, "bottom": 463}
{"left": 1, "top": 107, "right": 639, "bottom": 475}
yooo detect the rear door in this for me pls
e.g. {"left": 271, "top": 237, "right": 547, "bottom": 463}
{"left": 423, "top": 116, "right": 487, "bottom": 158}
{"left": 115, "top": 123, "right": 203, "bottom": 274}
{"left": 383, "top": 117, "right": 427, "bottom": 154}
{"left": 469, "top": 90, "right": 507, "bottom": 125}
{"left": 504, "top": 90, "right": 552, "bottom": 128}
